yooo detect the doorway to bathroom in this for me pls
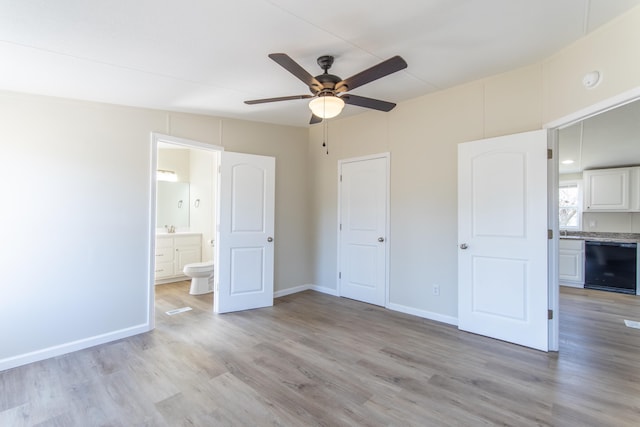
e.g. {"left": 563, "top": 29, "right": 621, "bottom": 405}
{"left": 148, "top": 133, "right": 276, "bottom": 327}
{"left": 150, "top": 133, "right": 220, "bottom": 327}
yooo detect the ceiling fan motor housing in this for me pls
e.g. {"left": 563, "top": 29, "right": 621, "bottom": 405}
{"left": 312, "top": 55, "right": 343, "bottom": 94}
{"left": 313, "top": 74, "right": 342, "bottom": 94}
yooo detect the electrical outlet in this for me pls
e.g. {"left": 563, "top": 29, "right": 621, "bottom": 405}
{"left": 432, "top": 285, "right": 440, "bottom": 296}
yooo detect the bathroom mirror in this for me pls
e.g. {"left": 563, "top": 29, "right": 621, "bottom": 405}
{"left": 157, "top": 181, "right": 189, "bottom": 228}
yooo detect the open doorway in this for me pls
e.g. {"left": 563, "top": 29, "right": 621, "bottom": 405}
{"left": 547, "top": 88, "right": 640, "bottom": 351}
{"left": 148, "top": 133, "right": 222, "bottom": 328}
{"left": 148, "top": 133, "right": 277, "bottom": 325}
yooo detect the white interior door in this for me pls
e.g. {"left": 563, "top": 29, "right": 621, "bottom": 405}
{"left": 458, "top": 130, "right": 549, "bottom": 351}
{"left": 339, "top": 155, "right": 389, "bottom": 306}
{"left": 215, "top": 151, "right": 275, "bottom": 314}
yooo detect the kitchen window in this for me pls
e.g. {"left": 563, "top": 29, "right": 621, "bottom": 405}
{"left": 559, "top": 180, "right": 582, "bottom": 230}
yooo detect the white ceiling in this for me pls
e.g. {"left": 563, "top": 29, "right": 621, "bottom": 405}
{"left": 1, "top": 0, "right": 639, "bottom": 127}
{"left": 559, "top": 100, "right": 640, "bottom": 174}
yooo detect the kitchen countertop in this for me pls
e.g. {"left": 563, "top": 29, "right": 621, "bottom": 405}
{"left": 559, "top": 231, "right": 640, "bottom": 243}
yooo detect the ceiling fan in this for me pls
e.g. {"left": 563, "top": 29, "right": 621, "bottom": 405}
{"left": 245, "top": 53, "right": 408, "bottom": 124}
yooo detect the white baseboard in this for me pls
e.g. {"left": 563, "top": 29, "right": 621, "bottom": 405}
{"left": 387, "top": 302, "right": 458, "bottom": 326}
{"left": 274, "top": 284, "right": 312, "bottom": 298}
{"left": 309, "top": 285, "right": 339, "bottom": 296}
{"left": 274, "top": 284, "right": 339, "bottom": 298}
{"left": 155, "top": 275, "right": 188, "bottom": 285}
{"left": 560, "top": 282, "right": 583, "bottom": 289}
{"left": 0, "top": 323, "right": 150, "bottom": 372}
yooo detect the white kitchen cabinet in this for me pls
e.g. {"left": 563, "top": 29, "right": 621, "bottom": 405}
{"left": 155, "top": 233, "right": 202, "bottom": 283}
{"left": 559, "top": 239, "right": 584, "bottom": 287}
{"left": 583, "top": 167, "right": 631, "bottom": 211}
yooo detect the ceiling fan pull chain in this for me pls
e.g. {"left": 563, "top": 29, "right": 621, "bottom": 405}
{"left": 322, "top": 97, "right": 329, "bottom": 156}
{"left": 323, "top": 118, "right": 329, "bottom": 155}
{"left": 326, "top": 120, "right": 330, "bottom": 155}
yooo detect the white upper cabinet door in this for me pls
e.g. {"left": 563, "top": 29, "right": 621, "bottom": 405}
{"left": 583, "top": 168, "right": 631, "bottom": 211}
{"left": 215, "top": 152, "right": 275, "bottom": 314}
{"left": 458, "top": 130, "right": 549, "bottom": 351}
{"left": 339, "top": 155, "right": 389, "bottom": 307}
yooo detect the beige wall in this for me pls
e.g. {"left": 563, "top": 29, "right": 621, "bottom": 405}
{"left": 0, "top": 92, "right": 309, "bottom": 370}
{"left": 309, "top": 6, "right": 640, "bottom": 321}
{"left": 543, "top": 7, "right": 640, "bottom": 123}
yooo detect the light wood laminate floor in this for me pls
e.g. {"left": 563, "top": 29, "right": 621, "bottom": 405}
{"left": 2, "top": 283, "right": 640, "bottom": 426}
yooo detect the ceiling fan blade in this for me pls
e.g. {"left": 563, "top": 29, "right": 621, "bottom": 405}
{"left": 341, "top": 94, "right": 396, "bottom": 112}
{"left": 336, "top": 56, "right": 407, "bottom": 92}
{"left": 310, "top": 114, "right": 322, "bottom": 125}
{"left": 268, "top": 53, "right": 322, "bottom": 91}
{"left": 244, "top": 94, "right": 313, "bottom": 105}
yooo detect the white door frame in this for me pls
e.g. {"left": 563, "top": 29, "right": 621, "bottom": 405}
{"left": 337, "top": 152, "right": 391, "bottom": 307}
{"left": 544, "top": 86, "right": 640, "bottom": 351}
{"left": 148, "top": 132, "right": 223, "bottom": 329}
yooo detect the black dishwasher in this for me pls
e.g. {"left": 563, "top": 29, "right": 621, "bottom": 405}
{"left": 585, "top": 241, "right": 637, "bottom": 295}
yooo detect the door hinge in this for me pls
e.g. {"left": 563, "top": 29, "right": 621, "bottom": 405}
{"left": 340, "top": 174, "right": 342, "bottom": 182}
{"left": 339, "top": 223, "right": 342, "bottom": 231}
{"left": 548, "top": 229, "right": 553, "bottom": 239}
{"left": 548, "top": 309, "right": 553, "bottom": 320}
{"left": 547, "top": 149, "right": 553, "bottom": 160}
{"left": 339, "top": 272, "right": 341, "bottom": 279}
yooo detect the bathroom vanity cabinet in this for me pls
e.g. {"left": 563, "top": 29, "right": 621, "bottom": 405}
{"left": 155, "top": 233, "right": 202, "bottom": 284}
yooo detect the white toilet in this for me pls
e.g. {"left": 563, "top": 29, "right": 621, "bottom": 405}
{"left": 183, "top": 261, "right": 214, "bottom": 295}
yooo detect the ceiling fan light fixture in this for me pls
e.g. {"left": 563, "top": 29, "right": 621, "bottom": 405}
{"left": 309, "top": 95, "right": 345, "bottom": 119}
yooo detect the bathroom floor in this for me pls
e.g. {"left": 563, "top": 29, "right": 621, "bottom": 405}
{"left": 155, "top": 280, "right": 213, "bottom": 316}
